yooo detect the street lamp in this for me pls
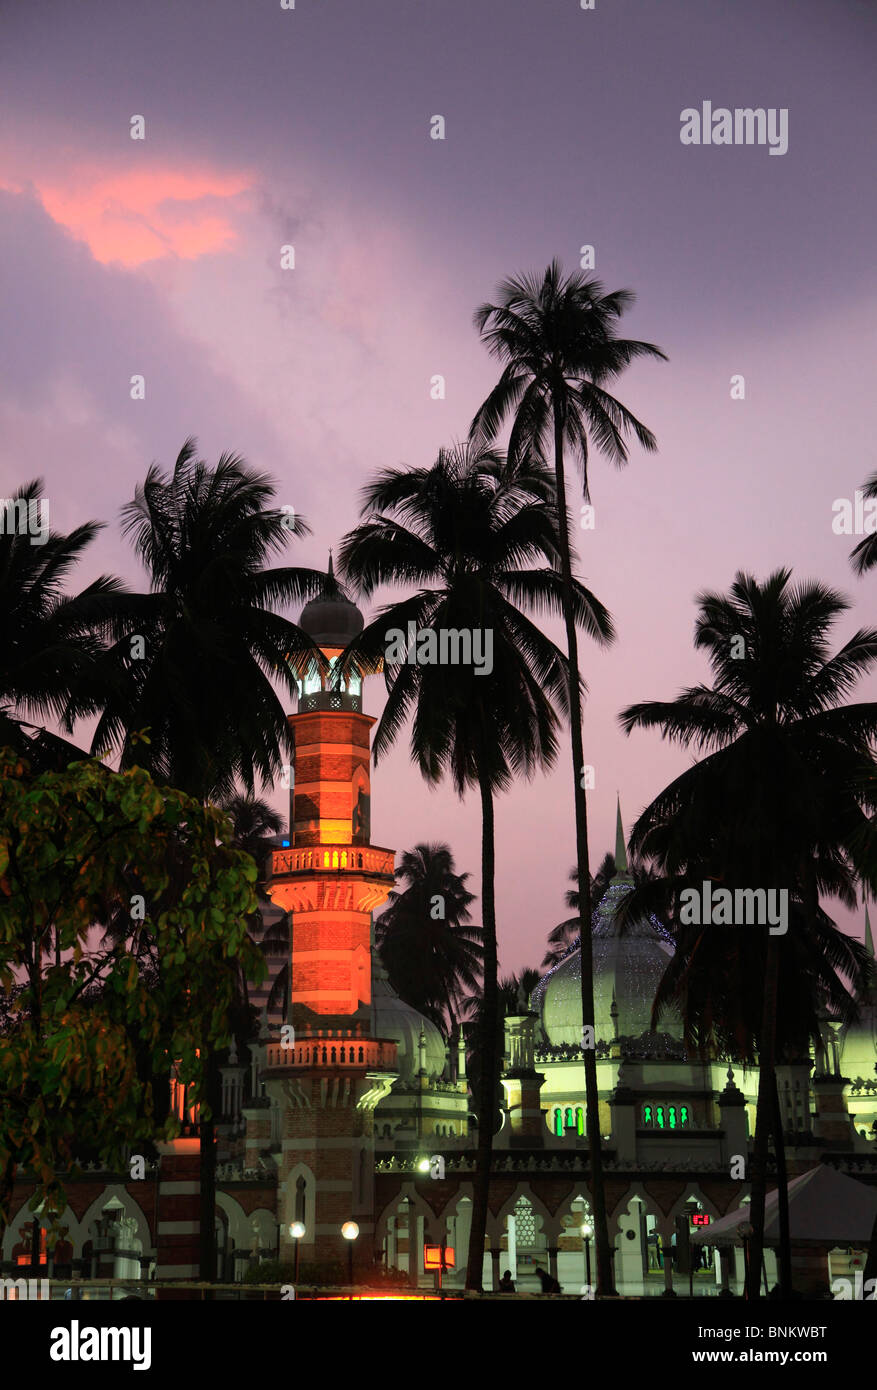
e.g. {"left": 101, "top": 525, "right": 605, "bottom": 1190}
{"left": 288, "top": 1222, "right": 305, "bottom": 1283}
{"left": 580, "top": 1221, "right": 593, "bottom": 1290}
{"left": 341, "top": 1220, "right": 359, "bottom": 1293}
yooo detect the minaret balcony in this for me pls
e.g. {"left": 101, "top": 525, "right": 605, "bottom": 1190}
{"left": 263, "top": 1036, "right": 398, "bottom": 1072}
{"left": 272, "top": 844, "right": 395, "bottom": 878}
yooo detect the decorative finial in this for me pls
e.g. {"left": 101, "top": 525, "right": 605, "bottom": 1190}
{"left": 615, "top": 794, "right": 629, "bottom": 875}
{"left": 327, "top": 549, "right": 334, "bottom": 580}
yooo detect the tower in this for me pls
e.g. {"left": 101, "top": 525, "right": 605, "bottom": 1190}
{"left": 264, "top": 559, "right": 398, "bottom": 1276}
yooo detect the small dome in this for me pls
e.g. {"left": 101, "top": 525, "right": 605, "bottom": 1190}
{"left": 299, "top": 554, "right": 364, "bottom": 649}
{"left": 372, "top": 967, "right": 447, "bottom": 1082}
{"left": 532, "top": 878, "right": 679, "bottom": 1045}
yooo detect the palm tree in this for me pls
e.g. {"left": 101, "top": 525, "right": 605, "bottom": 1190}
{"left": 91, "top": 439, "right": 328, "bottom": 1282}
{"left": 375, "top": 843, "right": 483, "bottom": 1035}
{"left": 850, "top": 470, "right": 877, "bottom": 575}
{"left": 619, "top": 568, "right": 877, "bottom": 1297}
{"left": 471, "top": 260, "right": 666, "bottom": 1292}
{"left": 338, "top": 440, "right": 613, "bottom": 1290}
{"left": 542, "top": 852, "right": 616, "bottom": 968}
{"left": 92, "top": 438, "right": 328, "bottom": 797}
{"left": 0, "top": 479, "right": 129, "bottom": 769}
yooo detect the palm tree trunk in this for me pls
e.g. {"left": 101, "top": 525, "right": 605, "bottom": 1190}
{"left": 770, "top": 1071, "right": 792, "bottom": 1298}
{"left": 465, "top": 770, "right": 498, "bottom": 1292}
{"left": 747, "top": 936, "right": 779, "bottom": 1299}
{"left": 552, "top": 406, "right": 614, "bottom": 1295}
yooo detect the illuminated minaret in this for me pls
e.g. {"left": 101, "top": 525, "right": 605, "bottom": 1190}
{"left": 264, "top": 558, "right": 397, "bottom": 1272}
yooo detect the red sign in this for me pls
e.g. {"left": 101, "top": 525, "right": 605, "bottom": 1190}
{"left": 423, "top": 1245, "right": 455, "bottom": 1270}
{"left": 691, "top": 1214, "right": 711, "bottom": 1226}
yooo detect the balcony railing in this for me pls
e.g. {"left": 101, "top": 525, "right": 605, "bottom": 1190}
{"left": 272, "top": 845, "right": 395, "bottom": 877}
{"left": 263, "top": 1037, "right": 398, "bottom": 1070}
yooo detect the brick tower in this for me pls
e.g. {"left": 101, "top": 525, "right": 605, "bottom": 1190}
{"left": 264, "top": 559, "right": 397, "bottom": 1277}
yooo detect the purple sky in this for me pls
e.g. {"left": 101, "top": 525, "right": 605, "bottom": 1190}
{"left": 2, "top": 0, "right": 876, "bottom": 974}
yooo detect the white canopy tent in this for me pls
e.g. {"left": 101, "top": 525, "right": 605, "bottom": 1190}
{"left": 690, "top": 1164, "right": 877, "bottom": 1246}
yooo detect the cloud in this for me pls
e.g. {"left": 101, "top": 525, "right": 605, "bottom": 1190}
{"left": 1, "top": 163, "right": 253, "bottom": 267}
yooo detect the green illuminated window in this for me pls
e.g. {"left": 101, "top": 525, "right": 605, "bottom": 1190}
{"left": 576, "top": 1107, "right": 584, "bottom": 1136}
{"left": 643, "top": 1103, "right": 690, "bottom": 1129}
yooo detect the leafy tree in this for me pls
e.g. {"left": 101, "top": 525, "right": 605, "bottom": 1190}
{"left": 471, "top": 261, "right": 665, "bottom": 1292}
{"left": 0, "top": 752, "right": 263, "bottom": 1253}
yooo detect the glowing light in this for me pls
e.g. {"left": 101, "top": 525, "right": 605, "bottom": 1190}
{"left": 341, "top": 1221, "right": 359, "bottom": 1241}
{"left": 289, "top": 1222, "right": 305, "bottom": 1239}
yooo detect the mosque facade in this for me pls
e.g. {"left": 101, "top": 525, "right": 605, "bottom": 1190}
{"left": 3, "top": 574, "right": 876, "bottom": 1297}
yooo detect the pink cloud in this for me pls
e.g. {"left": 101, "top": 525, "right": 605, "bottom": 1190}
{"left": 1, "top": 164, "right": 253, "bottom": 266}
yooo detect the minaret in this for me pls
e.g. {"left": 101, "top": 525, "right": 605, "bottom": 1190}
{"left": 263, "top": 558, "right": 397, "bottom": 1274}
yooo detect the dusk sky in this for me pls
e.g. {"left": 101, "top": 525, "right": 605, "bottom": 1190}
{"left": 2, "top": 0, "right": 875, "bottom": 974}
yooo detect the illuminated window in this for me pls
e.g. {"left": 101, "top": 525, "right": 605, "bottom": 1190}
{"left": 332, "top": 851, "right": 339, "bottom": 867}
{"left": 576, "top": 1107, "right": 585, "bottom": 1136}
{"left": 303, "top": 662, "right": 322, "bottom": 696}
{"left": 643, "top": 1103, "right": 690, "bottom": 1129}
{"left": 348, "top": 669, "right": 362, "bottom": 696}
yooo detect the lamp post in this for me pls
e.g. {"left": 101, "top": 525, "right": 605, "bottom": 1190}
{"left": 341, "top": 1221, "right": 359, "bottom": 1296}
{"left": 580, "top": 1221, "right": 593, "bottom": 1291}
{"left": 289, "top": 1222, "right": 305, "bottom": 1284}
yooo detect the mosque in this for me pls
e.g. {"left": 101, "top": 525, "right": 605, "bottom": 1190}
{"left": 3, "top": 572, "right": 876, "bottom": 1297}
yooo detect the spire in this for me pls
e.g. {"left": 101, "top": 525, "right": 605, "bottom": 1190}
{"left": 865, "top": 897, "right": 874, "bottom": 960}
{"left": 327, "top": 549, "right": 334, "bottom": 580}
{"left": 614, "top": 794, "right": 629, "bottom": 875}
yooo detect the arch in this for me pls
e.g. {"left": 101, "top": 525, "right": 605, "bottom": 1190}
{"left": 283, "top": 1163, "right": 317, "bottom": 1246}
{"left": 75, "top": 1185, "right": 153, "bottom": 1261}
{"left": 495, "top": 1181, "right": 555, "bottom": 1231}
{"left": 215, "top": 1191, "right": 250, "bottom": 1254}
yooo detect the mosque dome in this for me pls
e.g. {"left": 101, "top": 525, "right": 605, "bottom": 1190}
{"left": 298, "top": 554, "right": 364, "bottom": 649}
{"left": 531, "top": 802, "right": 679, "bottom": 1046}
{"left": 533, "top": 901, "right": 677, "bottom": 1046}
{"left": 372, "top": 964, "right": 447, "bottom": 1083}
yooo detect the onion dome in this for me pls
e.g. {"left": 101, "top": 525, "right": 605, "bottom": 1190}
{"left": 371, "top": 960, "right": 447, "bottom": 1083}
{"left": 298, "top": 553, "right": 364, "bottom": 649}
{"left": 531, "top": 799, "right": 679, "bottom": 1045}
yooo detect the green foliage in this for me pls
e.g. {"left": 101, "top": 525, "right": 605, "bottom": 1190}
{"left": 0, "top": 751, "right": 265, "bottom": 1225}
